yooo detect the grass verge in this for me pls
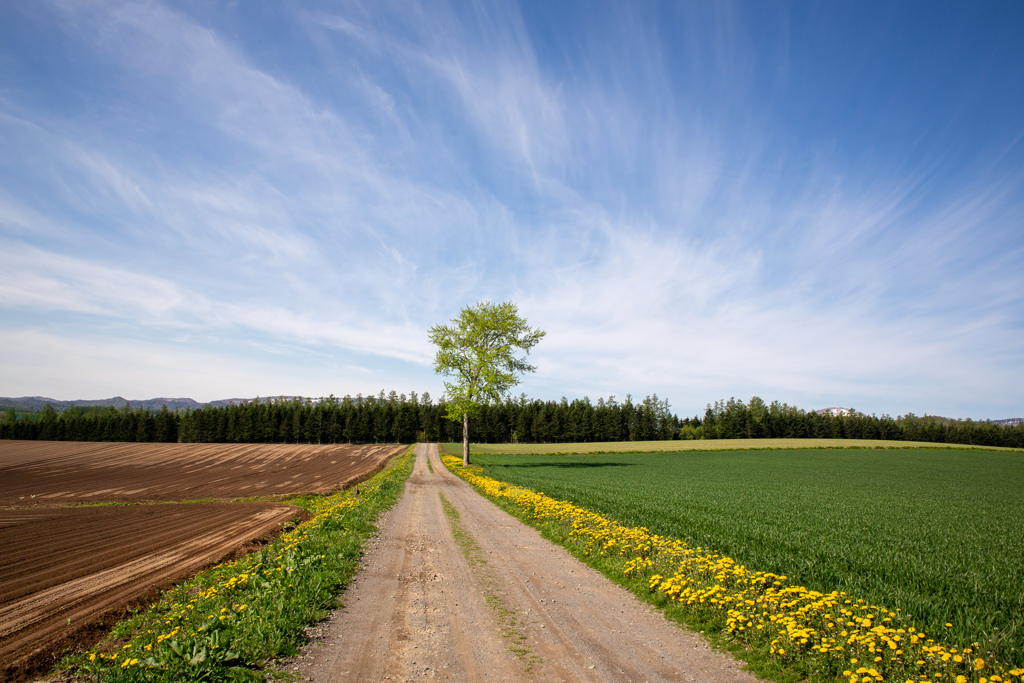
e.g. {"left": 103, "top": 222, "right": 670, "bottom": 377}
{"left": 61, "top": 447, "right": 415, "bottom": 682}
{"left": 440, "top": 451, "right": 1024, "bottom": 683}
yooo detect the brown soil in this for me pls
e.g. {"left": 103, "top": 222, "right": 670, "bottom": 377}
{"left": 0, "top": 441, "right": 405, "bottom": 506}
{"left": 0, "top": 502, "right": 303, "bottom": 682}
{"left": 280, "top": 444, "right": 760, "bottom": 683}
{"left": 0, "top": 441, "right": 403, "bottom": 682}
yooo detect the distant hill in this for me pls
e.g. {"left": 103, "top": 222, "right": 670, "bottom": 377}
{"left": 0, "top": 395, "right": 306, "bottom": 413}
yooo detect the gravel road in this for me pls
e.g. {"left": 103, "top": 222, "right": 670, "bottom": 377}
{"left": 281, "top": 443, "right": 760, "bottom": 682}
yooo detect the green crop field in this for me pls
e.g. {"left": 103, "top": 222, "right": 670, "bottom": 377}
{"left": 470, "top": 447, "right": 1024, "bottom": 666}
{"left": 449, "top": 437, "right": 1020, "bottom": 456}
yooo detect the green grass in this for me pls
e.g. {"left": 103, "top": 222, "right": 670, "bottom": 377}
{"left": 449, "top": 437, "right": 1022, "bottom": 456}
{"left": 471, "top": 448, "right": 1024, "bottom": 667}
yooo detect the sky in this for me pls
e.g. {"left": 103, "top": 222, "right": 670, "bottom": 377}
{"left": 1, "top": 1, "right": 1022, "bottom": 420}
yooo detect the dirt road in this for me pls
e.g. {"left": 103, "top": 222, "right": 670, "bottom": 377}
{"left": 283, "top": 444, "right": 758, "bottom": 682}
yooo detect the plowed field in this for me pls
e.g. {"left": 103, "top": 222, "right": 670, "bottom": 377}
{"left": 0, "top": 502, "right": 302, "bottom": 680}
{"left": 0, "top": 441, "right": 405, "bottom": 681}
{"left": 0, "top": 441, "right": 406, "bottom": 505}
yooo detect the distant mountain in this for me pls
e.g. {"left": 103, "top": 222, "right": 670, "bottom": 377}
{"left": 812, "top": 409, "right": 1022, "bottom": 427}
{"left": 0, "top": 396, "right": 202, "bottom": 412}
{"left": 0, "top": 395, "right": 307, "bottom": 412}
{"left": 815, "top": 407, "right": 855, "bottom": 417}
{"left": 204, "top": 396, "right": 306, "bottom": 408}
{"left": 899, "top": 414, "right": 1022, "bottom": 427}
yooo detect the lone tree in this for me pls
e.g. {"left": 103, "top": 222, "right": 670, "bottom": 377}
{"left": 429, "top": 301, "right": 545, "bottom": 465}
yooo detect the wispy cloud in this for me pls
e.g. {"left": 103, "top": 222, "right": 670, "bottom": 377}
{"left": 0, "top": 0, "right": 1021, "bottom": 417}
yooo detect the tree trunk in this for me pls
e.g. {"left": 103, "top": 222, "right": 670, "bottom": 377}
{"left": 462, "top": 412, "right": 470, "bottom": 466}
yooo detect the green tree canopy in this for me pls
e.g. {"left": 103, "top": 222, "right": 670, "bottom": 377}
{"left": 428, "top": 301, "right": 545, "bottom": 464}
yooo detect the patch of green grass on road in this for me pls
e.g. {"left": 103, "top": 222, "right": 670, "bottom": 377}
{"left": 439, "top": 492, "right": 540, "bottom": 671}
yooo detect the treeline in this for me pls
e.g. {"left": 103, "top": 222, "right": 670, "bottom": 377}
{"left": 695, "top": 397, "right": 1024, "bottom": 448}
{"left": 0, "top": 392, "right": 678, "bottom": 445}
{"left": 3, "top": 393, "right": 1021, "bottom": 448}
{"left": 1, "top": 404, "right": 180, "bottom": 443}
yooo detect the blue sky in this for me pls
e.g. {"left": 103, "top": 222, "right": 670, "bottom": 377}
{"left": 1, "top": 1, "right": 1022, "bottom": 419}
